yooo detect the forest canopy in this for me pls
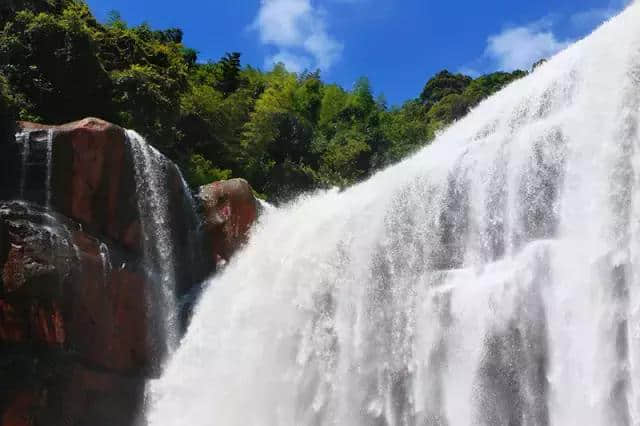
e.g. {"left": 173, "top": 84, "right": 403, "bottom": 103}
{"left": 0, "top": 0, "right": 527, "bottom": 201}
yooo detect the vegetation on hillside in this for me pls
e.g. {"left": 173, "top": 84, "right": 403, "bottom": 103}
{"left": 0, "top": 0, "right": 527, "bottom": 201}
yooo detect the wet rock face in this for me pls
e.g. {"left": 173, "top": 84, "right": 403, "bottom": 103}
{"left": 0, "top": 118, "right": 197, "bottom": 426}
{"left": 0, "top": 202, "right": 155, "bottom": 426}
{"left": 198, "top": 178, "right": 260, "bottom": 267}
{"left": 4, "top": 118, "right": 142, "bottom": 253}
{"left": 0, "top": 118, "right": 261, "bottom": 426}
{"left": 3, "top": 119, "right": 208, "bottom": 296}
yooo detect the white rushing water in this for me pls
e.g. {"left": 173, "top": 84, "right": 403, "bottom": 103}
{"left": 19, "top": 132, "right": 29, "bottom": 199}
{"left": 45, "top": 129, "right": 53, "bottom": 209}
{"left": 99, "top": 242, "right": 112, "bottom": 286}
{"left": 128, "top": 130, "right": 181, "bottom": 352}
{"left": 148, "top": 4, "right": 640, "bottom": 425}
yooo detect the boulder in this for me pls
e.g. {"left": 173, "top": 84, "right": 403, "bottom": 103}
{"left": 0, "top": 117, "right": 205, "bottom": 426}
{"left": 1, "top": 117, "right": 207, "bottom": 293}
{"left": 198, "top": 179, "right": 260, "bottom": 267}
{"left": 0, "top": 118, "right": 262, "bottom": 425}
{"left": 1, "top": 118, "right": 141, "bottom": 252}
{"left": 0, "top": 202, "right": 154, "bottom": 426}
{"left": 0, "top": 357, "right": 145, "bottom": 426}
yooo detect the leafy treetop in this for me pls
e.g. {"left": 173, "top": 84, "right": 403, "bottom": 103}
{"left": 0, "top": 0, "right": 528, "bottom": 201}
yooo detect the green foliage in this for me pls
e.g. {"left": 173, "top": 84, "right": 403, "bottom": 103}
{"left": 419, "top": 69, "right": 527, "bottom": 131}
{"left": 0, "top": 1, "right": 528, "bottom": 200}
{"left": 239, "top": 68, "right": 318, "bottom": 198}
{"left": 380, "top": 100, "right": 433, "bottom": 164}
{"left": 186, "top": 154, "right": 231, "bottom": 187}
{"left": 420, "top": 70, "right": 472, "bottom": 107}
{"left": 106, "top": 10, "right": 126, "bottom": 30}
{"left": 0, "top": 73, "right": 18, "bottom": 143}
{"left": 318, "top": 129, "right": 371, "bottom": 186}
{"left": 1, "top": 5, "right": 113, "bottom": 123}
{"left": 216, "top": 52, "right": 243, "bottom": 96}
{"left": 464, "top": 71, "right": 527, "bottom": 105}
{"left": 1, "top": 0, "right": 72, "bottom": 26}
{"left": 532, "top": 58, "right": 547, "bottom": 70}
{"left": 318, "top": 85, "right": 348, "bottom": 132}
{"left": 0, "top": 2, "right": 189, "bottom": 149}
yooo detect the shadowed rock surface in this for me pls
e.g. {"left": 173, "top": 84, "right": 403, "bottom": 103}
{"left": 0, "top": 118, "right": 260, "bottom": 426}
{"left": 198, "top": 178, "right": 259, "bottom": 267}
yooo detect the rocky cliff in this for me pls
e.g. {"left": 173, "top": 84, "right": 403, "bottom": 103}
{"left": 0, "top": 118, "right": 259, "bottom": 426}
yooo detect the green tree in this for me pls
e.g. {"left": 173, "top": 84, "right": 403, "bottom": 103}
{"left": 216, "top": 52, "right": 243, "bottom": 97}
{"left": 0, "top": 1, "right": 529, "bottom": 201}
{"left": 106, "top": 10, "right": 126, "bottom": 30}
{"left": 0, "top": 73, "right": 18, "bottom": 143}
{"left": 1, "top": 6, "right": 113, "bottom": 123}
{"left": 186, "top": 154, "right": 231, "bottom": 187}
{"left": 240, "top": 66, "right": 318, "bottom": 199}
{"left": 420, "top": 70, "right": 472, "bottom": 107}
{"left": 380, "top": 100, "right": 433, "bottom": 164}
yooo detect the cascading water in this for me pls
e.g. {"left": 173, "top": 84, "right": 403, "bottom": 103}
{"left": 176, "top": 165, "right": 204, "bottom": 293}
{"left": 147, "top": 4, "right": 640, "bottom": 426}
{"left": 128, "top": 130, "right": 182, "bottom": 352}
{"left": 17, "top": 128, "right": 54, "bottom": 207}
{"left": 19, "top": 131, "right": 29, "bottom": 199}
{"left": 45, "top": 128, "right": 53, "bottom": 209}
{"left": 99, "top": 242, "right": 112, "bottom": 285}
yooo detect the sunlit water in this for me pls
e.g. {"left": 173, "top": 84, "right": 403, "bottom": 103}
{"left": 147, "top": 4, "right": 640, "bottom": 425}
{"left": 45, "top": 128, "right": 53, "bottom": 208}
{"left": 128, "top": 130, "right": 187, "bottom": 353}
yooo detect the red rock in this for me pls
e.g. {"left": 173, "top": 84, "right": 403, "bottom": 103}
{"left": 53, "top": 365, "right": 144, "bottom": 426}
{"left": 2, "top": 244, "right": 25, "bottom": 293}
{"left": 68, "top": 262, "right": 150, "bottom": 372}
{"left": 0, "top": 299, "right": 26, "bottom": 342}
{"left": 0, "top": 202, "right": 153, "bottom": 425}
{"left": 199, "top": 178, "right": 259, "bottom": 265}
{"left": 0, "top": 204, "right": 156, "bottom": 359}
{"left": 18, "top": 118, "right": 141, "bottom": 253}
{"left": 29, "top": 301, "right": 65, "bottom": 346}
{"left": 0, "top": 118, "right": 261, "bottom": 425}
{"left": 2, "top": 391, "right": 36, "bottom": 426}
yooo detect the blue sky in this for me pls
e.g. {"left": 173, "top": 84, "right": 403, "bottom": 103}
{"left": 85, "top": 0, "right": 632, "bottom": 106}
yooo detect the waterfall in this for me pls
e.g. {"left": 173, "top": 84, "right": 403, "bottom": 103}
{"left": 99, "top": 242, "right": 112, "bottom": 286}
{"left": 17, "top": 128, "right": 54, "bottom": 206}
{"left": 258, "top": 198, "right": 276, "bottom": 213}
{"left": 45, "top": 129, "right": 53, "bottom": 209}
{"left": 147, "top": 3, "right": 640, "bottom": 426}
{"left": 176, "top": 165, "right": 203, "bottom": 290}
{"left": 19, "top": 132, "right": 29, "bottom": 199}
{"left": 127, "top": 130, "right": 181, "bottom": 353}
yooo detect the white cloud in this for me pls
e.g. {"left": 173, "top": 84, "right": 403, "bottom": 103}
{"left": 252, "top": 0, "right": 344, "bottom": 72}
{"left": 265, "top": 51, "right": 311, "bottom": 73}
{"left": 474, "top": 0, "right": 633, "bottom": 73}
{"left": 484, "top": 20, "right": 570, "bottom": 71}
{"left": 304, "top": 31, "right": 343, "bottom": 70}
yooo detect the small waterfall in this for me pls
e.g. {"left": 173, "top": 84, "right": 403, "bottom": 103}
{"left": 45, "top": 129, "right": 53, "bottom": 209}
{"left": 258, "top": 198, "right": 276, "bottom": 213}
{"left": 147, "top": 3, "right": 640, "bottom": 425}
{"left": 176, "top": 165, "right": 202, "bottom": 282}
{"left": 16, "top": 129, "right": 54, "bottom": 206}
{"left": 19, "top": 132, "right": 29, "bottom": 199}
{"left": 99, "top": 242, "right": 112, "bottom": 286}
{"left": 127, "top": 130, "right": 180, "bottom": 352}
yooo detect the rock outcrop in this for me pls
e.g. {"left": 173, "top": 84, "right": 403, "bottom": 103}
{"left": 0, "top": 202, "right": 150, "bottom": 426}
{"left": 0, "top": 118, "right": 261, "bottom": 426}
{"left": 1, "top": 119, "right": 140, "bottom": 252}
{"left": 198, "top": 179, "right": 260, "bottom": 267}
